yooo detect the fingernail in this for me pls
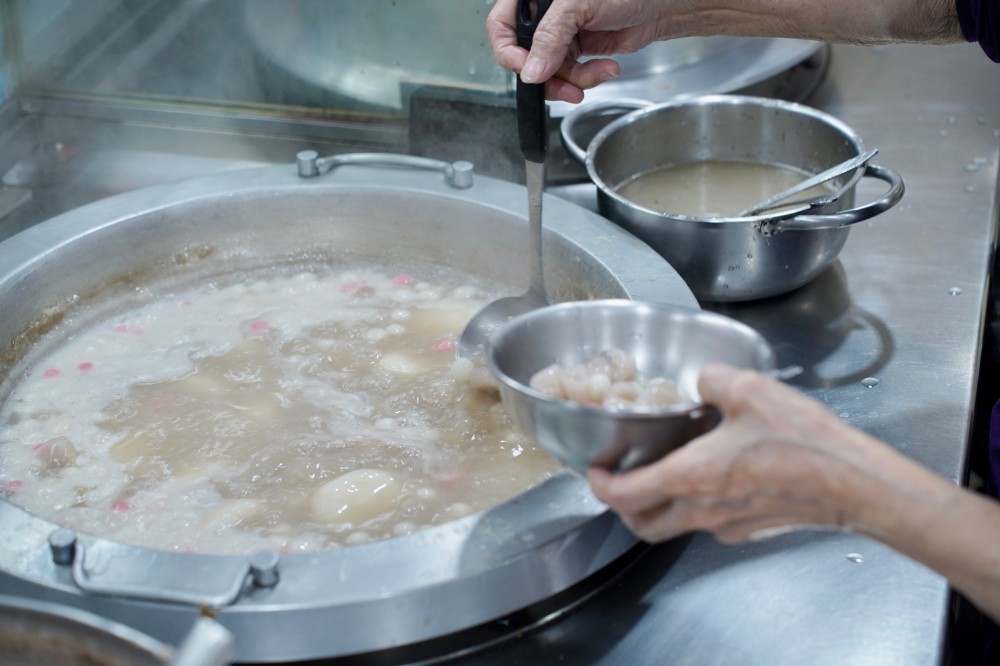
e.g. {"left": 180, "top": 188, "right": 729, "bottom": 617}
{"left": 520, "top": 57, "right": 543, "bottom": 84}
{"left": 598, "top": 70, "right": 618, "bottom": 83}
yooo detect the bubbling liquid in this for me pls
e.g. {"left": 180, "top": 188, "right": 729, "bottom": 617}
{"left": 616, "top": 160, "right": 835, "bottom": 218}
{"left": 0, "top": 264, "right": 559, "bottom": 555}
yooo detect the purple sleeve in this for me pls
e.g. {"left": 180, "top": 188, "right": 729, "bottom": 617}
{"left": 956, "top": 0, "right": 1000, "bottom": 62}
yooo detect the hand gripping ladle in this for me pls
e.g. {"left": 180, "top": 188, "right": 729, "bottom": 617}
{"left": 457, "top": 0, "right": 551, "bottom": 360}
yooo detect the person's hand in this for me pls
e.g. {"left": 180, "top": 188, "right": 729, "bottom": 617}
{"left": 588, "top": 363, "right": 889, "bottom": 544}
{"left": 485, "top": 0, "right": 667, "bottom": 103}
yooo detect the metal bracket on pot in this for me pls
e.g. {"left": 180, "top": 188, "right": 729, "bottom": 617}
{"left": 296, "top": 150, "right": 474, "bottom": 189}
{"left": 49, "top": 529, "right": 279, "bottom": 608}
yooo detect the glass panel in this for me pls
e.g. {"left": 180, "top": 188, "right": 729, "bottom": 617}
{"left": 10, "top": 0, "right": 512, "bottom": 120}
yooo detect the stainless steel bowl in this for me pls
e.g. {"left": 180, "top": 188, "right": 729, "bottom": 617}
{"left": 487, "top": 300, "right": 776, "bottom": 473}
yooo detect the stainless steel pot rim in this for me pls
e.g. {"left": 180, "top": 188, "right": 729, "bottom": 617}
{"left": 0, "top": 593, "right": 173, "bottom": 659}
{"left": 584, "top": 94, "right": 868, "bottom": 225}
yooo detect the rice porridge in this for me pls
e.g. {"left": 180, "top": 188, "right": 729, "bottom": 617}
{"left": 0, "top": 262, "right": 559, "bottom": 555}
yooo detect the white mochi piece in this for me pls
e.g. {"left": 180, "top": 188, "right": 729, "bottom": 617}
{"left": 310, "top": 468, "right": 401, "bottom": 525}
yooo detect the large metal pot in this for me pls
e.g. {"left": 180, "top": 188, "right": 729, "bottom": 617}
{"left": 0, "top": 153, "right": 696, "bottom": 662}
{"left": 561, "top": 95, "right": 905, "bottom": 302}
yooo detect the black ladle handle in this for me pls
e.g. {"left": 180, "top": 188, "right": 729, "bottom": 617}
{"left": 516, "top": 0, "right": 551, "bottom": 164}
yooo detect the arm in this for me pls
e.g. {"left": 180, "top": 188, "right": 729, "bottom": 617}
{"left": 588, "top": 363, "right": 1000, "bottom": 623}
{"left": 487, "top": 0, "right": 964, "bottom": 102}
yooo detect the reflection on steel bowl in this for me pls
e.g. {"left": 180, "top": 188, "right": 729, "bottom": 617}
{"left": 562, "top": 95, "right": 905, "bottom": 302}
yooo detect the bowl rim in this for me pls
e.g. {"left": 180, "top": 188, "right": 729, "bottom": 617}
{"left": 486, "top": 298, "right": 773, "bottom": 420}
{"left": 584, "top": 93, "right": 868, "bottom": 225}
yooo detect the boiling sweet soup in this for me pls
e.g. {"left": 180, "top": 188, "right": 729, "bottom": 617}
{"left": 0, "top": 262, "right": 559, "bottom": 555}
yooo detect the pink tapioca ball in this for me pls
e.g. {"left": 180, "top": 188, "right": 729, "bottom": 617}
{"left": 393, "top": 274, "right": 415, "bottom": 286}
{"left": 78, "top": 362, "right": 94, "bottom": 372}
{"left": 431, "top": 338, "right": 457, "bottom": 352}
{"left": 113, "top": 324, "right": 144, "bottom": 336}
{"left": 5, "top": 480, "right": 23, "bottom": 493}
{"left": 42, "top": 368, "right": 60, "bottom": 378}
{"left": 110, "top": 500, "right": 131, "bottom": 513}
{"left": 339, "top": 282, "right": 357, "bottom": 294}
{"left": 242, "top": 319, "right": 275, "bottom": 338}
{"left": 435, "top": 469, "right": 462, "bottom": 483}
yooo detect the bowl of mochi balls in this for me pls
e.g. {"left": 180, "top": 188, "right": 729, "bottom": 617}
{"left": 486, "top": 299, "right": 776, "bottom": 474}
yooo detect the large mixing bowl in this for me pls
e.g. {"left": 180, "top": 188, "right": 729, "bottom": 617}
{"left": 0, "top": 154, "right": 696, "bottom": 662}
{"left": 561, "top": 95, "right": 905, "bottom": 302}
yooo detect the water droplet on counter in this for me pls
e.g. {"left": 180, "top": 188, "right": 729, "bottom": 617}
{"left": 978, "top": 117, "right": 988, "bottom": 126}
{"left": 965, "top": 186, "right": 976, "bottom": 193}
{"left": 939, "top": 129, "right": 949, "bottom": 137}
{"left": 846, "top": 553, "right": 864, "bottom": 564}
{"left": 949, "top": 287, "right": 962, "bottom": 296}
{"left": 947, "top": 115, "right": 958, "bottom": 126}
{"left": 964, "top": 163, "right": 981, "bottom": 173}
{"left": 994, "top": 129, "right": 1000, "bottom": 138}
{"left": 839, "top": 412, "right": 850, "bottom": 419}
{"left": 861, "top": 377, "right": 880, "bottom": 389}
{"left": 974, "top": 156, "right": 989, "bottom": 165}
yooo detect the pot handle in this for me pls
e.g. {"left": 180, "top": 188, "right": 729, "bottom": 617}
{"left": 295, "top": 150, "right": 475, "bottom": 189}
{"left": 767, "top": 164, "right": 905, "bottom": 234}
{"left": 559, "top": 99, "right": 651, "bottom": 164}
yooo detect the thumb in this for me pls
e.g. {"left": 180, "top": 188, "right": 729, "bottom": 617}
{"left": 696, "top": 362, "right": 742, "bottom": 407}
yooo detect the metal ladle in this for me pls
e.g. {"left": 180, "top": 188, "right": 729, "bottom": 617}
{"left": 736, "top": 148, "right": 879, "bottom": 217}
{"left": 457, "top": 0, "right": 551, "bottom": 360}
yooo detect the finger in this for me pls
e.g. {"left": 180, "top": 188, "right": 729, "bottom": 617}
{"left": 695, "top": 362, "right": 743, "bottom": 406}
{"left": 553, "top": 57, "right": 620, "bottom": 92}
{"left": 587, "top": 455, "right": 692, "bottom": 515}
{"left": 486, "top": 0, "right": 525, "bottom": 71}
{"left": 620, "top": 498, "right": 698, "bottom": 543}
{"left": 625, "top": 499, "right": 778, "bottom": 544}
{"left": 544, "top": 77, "right": 585, "bottom": 104}
{"left": 520, "top": 7, "right": 585, "bottom": 83}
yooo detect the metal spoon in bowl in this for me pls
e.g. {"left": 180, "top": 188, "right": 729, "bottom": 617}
{"left": 736, "top": 148, "right": 879, "bottom": 218}
{"left": 457, "top": 0, "right": 551, "bottom": 360}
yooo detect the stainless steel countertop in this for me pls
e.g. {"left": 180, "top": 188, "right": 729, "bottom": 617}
{"left": 0, "top": 37, "right": 995, "bottom": 665}
{"left": 475, "top": 42, "right": 1000, "bottom": 665}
